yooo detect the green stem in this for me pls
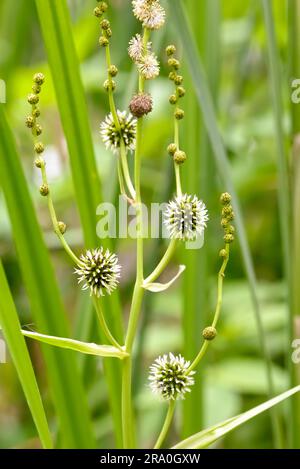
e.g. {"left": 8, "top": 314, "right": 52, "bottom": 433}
{"left": 144, "top": 239, "right": 178, "bottom": 285}
{"left": 120, "top": 139, "right": 136, "bottom": 200}
{"left": 40, "top": 163, "right": 81, "bottom": 265}
{"left": 174, "top": 114, "right": 182, "bottom": 196}
{"left": 93, "top": 297, "right": 123, "bottom": 351}
{"left": 154, "top": 400, "right": 176, "bottom": 449}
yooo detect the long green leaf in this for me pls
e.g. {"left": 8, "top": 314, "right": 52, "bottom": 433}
{"left": 34, "top": 0, "right": 123, "bottom": 446}
{"left": 0, "top": 261, "right": 52, "bottom": 449}
{"left": 172, "top": 385, "right": 300, "bottom": 449}
{"left": 22, "top": 330, "right": 128, "bottom": 359}
{"left": 171, "top": 0, "right": 279, "bottom": 437}
{"left": 0, "top": 106, "right": 95, "bottom": 448}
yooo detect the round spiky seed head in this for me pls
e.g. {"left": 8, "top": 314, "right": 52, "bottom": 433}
{"left": 129, "top": 93, "right": 153, "bottom": 118}
{"left": 101, "top": 19, "right": 110, "bottom": 30}
{"left": 174, "top": 75, "right": 183, "bottom": 85}
{"left": 174, "top": 150, "right": 186, "bottom": 165}
{"left": 108, "top": 65, "right": 118, "bottom": 77}
{"left": 168, "top": 58, "right": 180, "bottom": 70}
{"left": 32, "top": 84, "right": 41, "bottom": 94}
{"left": 167, "top": 143, "right": 177, "bottom": 155}
{"left": 224, "top": 233, "right": 234, "bottom": 244}
{"left": 57, "top": 221, "right": 67, "bottom": 234}
{"left": 221, "top": 218, "right": 229, "bottom": 228}
{"left": 203, "top": 326, "right": 217, "bottom": 341}
{"left": 35, "top": 124, "right": 42, "bottom": 136}
{"left": 137, "top": 52, "right": 160, "bottom": 80}
{"left": 98, "top": 1, "right": 108, "bottom": 12}
{"left": 168, "top": 71, "right": 177, "bottom": 81}
{"left": 132, "top": 0, "right": 166, "bottom": 30}
{"left": 99, "top": 36, "right": 109, "bottom": 47}
{"left": 75, "top": 247, "right": 121, "bottom": 297}
{"left": 166, "top": 44, "right": 176, "bottom": 56}
{"left": 177, "top": 86, "right": 186, "bottom": 98}
{"left": 100, "top": 110, "right": 137, "bottom": 154}
{"left": 94, "top": 6, "right": 103, "bottom": 17}
{"left": 28, "top": 93, "right": 39, "bottom": 105}
{"left": 103, "top": 79, "right": 116, "bottom": 91}
{"left": 169, "top": 94, "right": 177, "bottom": 105}
{"left": 34, "top": 157, "right": 44, "bottom": 169}
{"left": 175, "top": 108, "right": 185, "bottom": 120}
{"left": 220, "top": 192, "right": 231, "bottom": 205}
{"left": 164, "top": 194, "right": 209, "bottom": 241}
{"left": 149, "top": 353, "right": 195, "bottom": 401}
{"left": 33, "top": 108, "right": 40, "bottom": 118}
{"left": 25, "top": 116, "right": 35, "bottom": 128}
{"left": 39, "top": 184, "right": 49, "bottom": 196}
{"left": 219, "top": 248, "right": 228, "bottom": 258}
{"left": 33, "top": 73, "right": 45, "bottom": 85}
{"left": 34, "top": 142, "right": 44, "bottom": 154}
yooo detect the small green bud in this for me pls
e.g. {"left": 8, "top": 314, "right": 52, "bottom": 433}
{"left": 174, "top": 150, "right": 186, "bottom": 164}
{"left": 175, "top": 108, "right": 185, "bottom": 120}
{"left": 219, "top": 248, "right": 228, "bottom": 258}
{"left": 226, "top": 211, "right": 235, "bottom": 221}
{"left": 39, "top": 184, "right": 49, "bottom": 196}
{"left": 103, "top": 79, "right": 116, "bottom": 92}
{"left": 108, "top": 65, "right": 118, "bottom": 77}
{"left": 33, "top": 108, "right": 40, "bottom": 118}
{"left": 168, "top": 58, "right": 180, "bottom": 70}
{"left": 25, "top": 116, "right": 34, "bottom": 128}
{"left": 106, "top": 28, "right": 112, "bottom": 38}
{"left": 169, "top": 94, "right": 177, "bottom": 105}
{"left": 222, "top": 205, "right": 233, "bottom": 217}
{"left": 28, "top": 93, "right": 39, "bottom": 105}
{"left": 220, "top": 192, "right": 231, "bottom": 205}
{"left": 32, "top": 84, "right": 41, "bottom": 94}
{"left": 227, "top": 225, "right": 235, "bottom": 234}
{"left": 99, "top": 36, "right": 109, "bottom": 47}
{"left": 177, "top": 86, "right": 186, "bottom": 98}
{"left": 221, "top": 218, "right": 229, "bottom": 228}
{"left": 57, "top": 221, "right": 67, "bottom": 234}
{"left": 34, "top": 142, "right": 45, "bottom": 154}
{"left": 168, "top": 71, "right": 177, "bottom": 81}
{"left": 203, "top": 326, "right": 217, "bottom": 341}
{"left": 174, "top": 75, "right": 183, "bottom": 86}
{"left": 33, "top": 73, "right": 45, "bottom": 85}
{"left": 94, "top": 6, "right": 103, "bottom": 17}
{"left": 166, "top": 45, "right": 176, "bottom": 56}
{"left": 101, "top": 19, "right": 110, "bottom": 30}
{"left": 167, "top": 143, "right": 177, "bottom": 155}
{"left": 98, "top": 1, "right": 108, "bottom": 12}
{"left": 224, "top": 233, "right": 234, "bottom": 244}
{"left": 35, "top": 124, "right": 42, "bottom": 136}
{"left": 34, "top": 157, "right": 44, "bottom": 169}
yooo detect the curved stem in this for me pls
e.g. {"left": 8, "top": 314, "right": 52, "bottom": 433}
{"left": 40, "top": 164, "right": 81, "bottom": 265}
{"left": 187, "top": 243, "right": 230, "bottom": 373}
{"left": 120, "top": 139, "right": 136, "bottom": 200}
{"left": 144, "top": 239, "right": 178, "bottom": 285}
{"left": 93, "top": 297, "right": 123, "bottom": 351}
{"left": 154, "top": 401, "right": 176, "bottom": 449}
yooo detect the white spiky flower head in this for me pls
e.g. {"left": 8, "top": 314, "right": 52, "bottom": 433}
{"left": 137, "top": 52, "right": 160, "bottom": 80}
{"left": 128, "top": 33, "right": 152, "bottom": 62}
{"left": 132, "top": 0, "right": 165, "bottom": 30}
{"left": 149, "top": 353, "right": 195, "bottom": 401}
{"left": 75, "top": 248, "right": 121, "bottom": 297}
{"left": 100, "top": 110, "right": 137, "bottom": 154}
{"left": 164, "top": 194, "right": 209, "bottom": 241}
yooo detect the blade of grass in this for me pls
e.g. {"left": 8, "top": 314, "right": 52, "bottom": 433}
{"left": 172, "top": 385, "right": 300, "bottom": 449}
{"left": 0, "top": 106, "right": 95, "bottom": 448}
{"left": 180, "top": 0, "right": 220, "bottom": 438}
{"left": 34, "top": 0, "right": 123, "bottom": 446}
{"left": 171, "top": 0, "right": 282, "bottom": 447}
{"left": 0, "top": 260, "right": 53, "bottom": 449}
{"left": 288, "top": 0, "right": 300, "bottom": 449}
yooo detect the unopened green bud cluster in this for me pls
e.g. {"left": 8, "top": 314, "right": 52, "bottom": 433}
{"left": 220, "top": 193, "right": 235, "bottom": 245}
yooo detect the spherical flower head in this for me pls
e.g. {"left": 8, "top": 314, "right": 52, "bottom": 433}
{"left": 128, "top": 33, "right": 152, "bottom": 62}
{"left": 137, "top": 52, "right": 160, "bottom": 80}
{"left": 100, "top": 110, "right": 137, "bottom": 154}
{"left": 149, "top": 353, "right": 195, "bottom": 401}
{"left": 164, "top": 194, "right": 209, "bottom": 241}
{"left": 75, "top": 248, "right": 121, "bottom": 297}
{"left": 132, "top": 0, "right": 165, "bottom": 30}
{"left": 129, "top": 93, "right": 153, "bottom": 117}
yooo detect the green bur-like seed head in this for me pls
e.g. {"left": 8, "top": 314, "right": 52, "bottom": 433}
{"left": 100, "top": 110, "right": 137, "bottom": 154}
{"left": 149, "top": 353, "right": 195, "bottom": 401}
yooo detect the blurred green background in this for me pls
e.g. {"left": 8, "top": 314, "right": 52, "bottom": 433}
{"left": 0, "top": 0, "right": 299, "bottom": 449}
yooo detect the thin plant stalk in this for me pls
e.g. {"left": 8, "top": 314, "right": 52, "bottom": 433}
{"left": 154, "top": 401, "right": 176, "bottom": 449}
